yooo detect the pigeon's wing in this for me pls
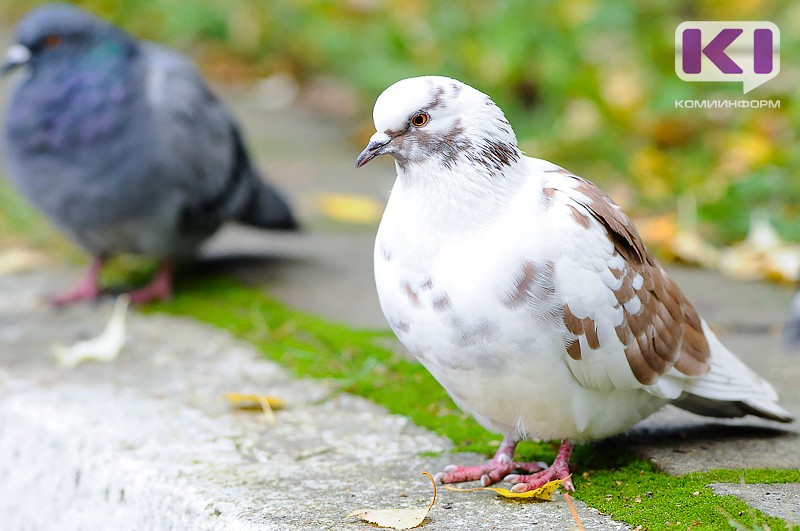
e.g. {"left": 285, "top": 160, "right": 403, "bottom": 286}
{"left": 140, "top": 42, "right": 255, "bottom": 231}
{"left": 544, "top": 168, "right": 792, "bottom": 421}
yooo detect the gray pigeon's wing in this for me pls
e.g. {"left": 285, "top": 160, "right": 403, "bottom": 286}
{"left": 140, "top": 42, "right": 255, "bottom": 234}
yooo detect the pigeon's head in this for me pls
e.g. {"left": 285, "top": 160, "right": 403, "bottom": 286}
{"left": 356, "top": 76, "right": 521, "bottom": 175}
{"left": 1, "top": 3, "right": 132, "bottom": 76}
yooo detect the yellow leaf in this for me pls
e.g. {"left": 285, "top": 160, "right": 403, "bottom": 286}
{"left": 445, "top": 478, "right": 564, "bottom": 501}
{"left": 317, "top": 193, "right": 382, "bottom": 224}
{"left": 223, "top": 392, "right": 285, "bottom": 410}
{"left": 347, "top": 472, "right": 436, "bottom": 530}
{"left": 224, "top": 392, "right": 285, "bottom": 426}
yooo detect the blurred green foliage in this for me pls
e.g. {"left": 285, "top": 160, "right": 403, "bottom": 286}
{"left": 2, "top": 0, "right": 798, "bottom": 243}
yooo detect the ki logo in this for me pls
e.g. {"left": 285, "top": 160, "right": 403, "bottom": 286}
{"left": 675, "top": 21, "right": 780, "bottom": 94}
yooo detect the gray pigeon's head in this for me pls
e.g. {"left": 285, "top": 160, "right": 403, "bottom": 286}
{"left": 356, "top": 76, "right": 521, "bottom": 175}
{"left": 1, "top": 3, "right": 131, "bottom": 75}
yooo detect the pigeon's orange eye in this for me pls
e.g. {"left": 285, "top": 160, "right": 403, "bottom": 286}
{"left": 44, "top": 33, "right": 62, "bottom": 49}
{"left": 411, "top": 112, "right": 429, "bottom": 127}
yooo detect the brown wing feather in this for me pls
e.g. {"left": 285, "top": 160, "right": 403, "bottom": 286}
{"left": 557, "top": 173, "right": 711, "bottom": 385}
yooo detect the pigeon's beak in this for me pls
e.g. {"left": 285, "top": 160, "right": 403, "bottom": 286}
{"left": 355, "top": 132, "right": 391, "bottom": 168}
{"left": 1, "top": 44, "right": 31, "bottom": 76}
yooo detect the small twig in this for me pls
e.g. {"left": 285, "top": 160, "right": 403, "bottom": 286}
{"left": 257, "top": 394, "right": 277, "bottom": 427}
{"left": 564, "top": 492, "right": 584, "bottom": 531}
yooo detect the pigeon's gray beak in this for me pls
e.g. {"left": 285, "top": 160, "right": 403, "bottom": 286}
{"left": 356, "top": 132, "right": 391, "bottom": 168}
{"left": 1, "top": 44, "right": 32, "bottom": 76}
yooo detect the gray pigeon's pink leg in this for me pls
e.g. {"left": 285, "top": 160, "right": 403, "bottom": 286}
{"left": 435, "top": 436, "right": 545, "bottom": 487}
{"left": 49, "top": 257, "right": 105, "bottom": 305}
{"left": 505, "top": 439, "right": 574, "bottom": 492}
{"left": 128, "top": 262, "right": 173, "bottom": 304}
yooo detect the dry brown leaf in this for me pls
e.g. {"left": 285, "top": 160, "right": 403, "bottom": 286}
{"left": 347, "top": 472, "right": 436, "bottom": 530}
{"left": 445, "top": 478, "right": 564, "bottom": 500}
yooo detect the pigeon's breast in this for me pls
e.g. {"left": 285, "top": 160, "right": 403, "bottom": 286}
{"left": 373, "top": 173, "right": 668, "bottom": 439}
{"left": 3, "top": 63, "right": 180, "bottom": 235}
{"left": 374, "top": 209, "right": 578, "bottom": 430}
{"left": 7, "top": 59, "right": 136, "bottom": 155}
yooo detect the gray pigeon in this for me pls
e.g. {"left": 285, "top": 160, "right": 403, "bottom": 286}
{"left": 1, "top": 3, "right": 297, "bottom": 304}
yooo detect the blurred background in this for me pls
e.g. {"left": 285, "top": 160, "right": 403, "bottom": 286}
{"left": 1, "top": 0, "right": 799, "bottom": 284}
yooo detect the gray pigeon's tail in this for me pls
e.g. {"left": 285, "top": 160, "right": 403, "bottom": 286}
{"left": 232, "top": 132, "right": 298, "bottom": 231}
{"left": 237, "top": 170, "right": 298, "bottom": 230}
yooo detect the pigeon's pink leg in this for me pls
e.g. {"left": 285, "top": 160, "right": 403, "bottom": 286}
{"left": 435, "top": 437, "right": 545, "bottom": 487}
{"left": 127, "top": 262, "right": 173, "bottom": 304}
{"left": 49, "top": 257, "right": 105, "bottom": 305}
{"left": 505, "top": 439, "right": 574, "bottom": 492}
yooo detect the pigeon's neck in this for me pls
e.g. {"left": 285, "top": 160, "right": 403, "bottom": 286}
{"left": 9, "top": 40, "right": 139, "bottom": 152}
{"left": 391, "top": 155, "right": 530, "bottom": 234}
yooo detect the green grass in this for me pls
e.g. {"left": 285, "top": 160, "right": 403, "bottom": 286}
{"left": 146, "top": 272, "right": 800, "bottom": 531}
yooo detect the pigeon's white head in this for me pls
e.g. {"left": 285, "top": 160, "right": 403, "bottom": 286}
{"left": 356, "top": 76, "right": 521, "bottom": 177}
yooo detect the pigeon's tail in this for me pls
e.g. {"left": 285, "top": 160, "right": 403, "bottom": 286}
{"left": 231, "top": 131, "right": 298, "bottom": 231}
{"left": 236, "top": 171, "right": 298, "bottom": 231}
{"left": 672, "top": 320, "right": 794, "bottom": 423}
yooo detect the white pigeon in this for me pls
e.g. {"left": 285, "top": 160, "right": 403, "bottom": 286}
{"left": 356, "top": 76, "right": 793, "bottom": 492}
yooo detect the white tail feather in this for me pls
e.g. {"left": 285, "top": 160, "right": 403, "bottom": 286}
{"left": 674, "top": 320, "right": 793, "bottom": 423}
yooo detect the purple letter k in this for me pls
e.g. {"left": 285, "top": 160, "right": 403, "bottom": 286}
{"left": 682, "top": 28, "right": 743, "bottom": 74}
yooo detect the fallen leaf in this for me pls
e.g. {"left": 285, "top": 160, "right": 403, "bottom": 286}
{"left": 718, "top": 210, "right": 800, "bottom": 282}
{"left": 0, "top": 246, "right": 47, "bottom": 275}
{"left": 223, "top": 392, "right": 285, "bottom": 410}
{"left": 53, "top": 295, "right": 129, "bottom": 367}
{"left": 445, "top": 478, "right": 564, "bottom": 500}
{"left": 223, "top": 392, "right": 285, "bottom": 426}
{"left": 347, "top": 472, "right": 436, "bottom": 530}
{"left": 317, "top": 193, "right": 382, "bottom": 224}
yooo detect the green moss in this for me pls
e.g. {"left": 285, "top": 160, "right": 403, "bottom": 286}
{"left": 576, "top": 462, "right": 800, "bottom": 530}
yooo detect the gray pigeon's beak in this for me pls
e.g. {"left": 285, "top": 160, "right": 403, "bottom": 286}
{"left": 1, "top": 44, "right": 32, "bottom": 76}
{"left": 356, "top": 132, "right": 391, "bottom": 168}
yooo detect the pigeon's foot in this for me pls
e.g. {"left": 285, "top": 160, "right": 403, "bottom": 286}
{"left": 505, "top": 439, "right": 574, "bottom": 492}
{"left": 435, "top": 437, "right": 545, "bottom": 487}
{"left": 127, "top": 263, "right": 173, "bottom": 304}
{"left": 49, "top": 258, "right": 104, "bottom": 305}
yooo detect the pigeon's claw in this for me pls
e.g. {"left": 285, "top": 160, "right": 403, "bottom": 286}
{"left": 126, "top": 263, "right": 173, "bottom": 304}
{"left": 49, "top": 284, "right": 102, "bottom": 305}
{"left": 434, "top": 435, "right": 547, "bottom": 487}
{"left": 505, "top": 466, "right": 574, "bottom": 492}
{"left": 48, "top": 258, "right": 104, "bottom": 306}
{"left": 506, "top": 439, "right": 574, "bottom": 493}
{"left": 435, "top": 459, "right": 516, "bottom": 486}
